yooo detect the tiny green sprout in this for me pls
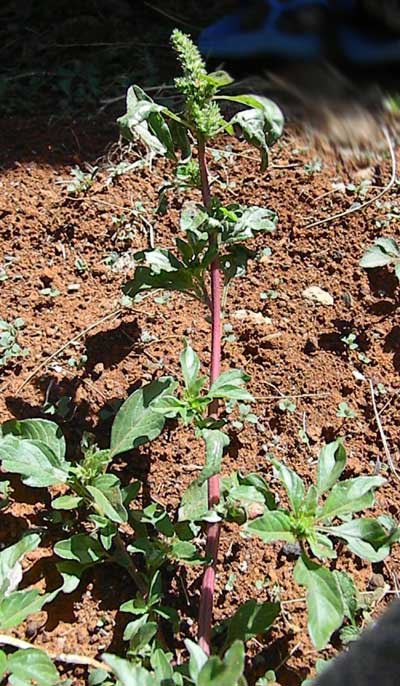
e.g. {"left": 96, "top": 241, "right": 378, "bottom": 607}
{"left": 40, "top": 286, "right": 60, "bottom": 298}
{"left": 225, "top": 573, "right": 236, "bottom": 591}
{"left": 74, "top": 257, "right": 88, "bottom": 273}
{"left": 337, "top": 402, "right": 357, "bottom": 419}
{"left": 64, "top": 164, "right": 99, "bottom": 196}
{"left": 278, "top": 398, "right": 297, "bottom": 413}
{"left": 260, "top": 290, "right": 278, "bottom": 301}
{"left": 304, "top": 157, "right": 322, "bottom": 174}
{"left": 341, "top": 332, "right": 358, "bottom": 350}
{"left": 357, "top": 351, "right": 371, "bottom": 365}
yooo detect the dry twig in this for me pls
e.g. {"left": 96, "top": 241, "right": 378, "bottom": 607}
{"left": 303, "top": 126, "right": 396, "bottom": 229}
{"left": 0, "top": 634, "right": 110, "bottom": 673}
{"left": 369, "top": 378, "right": 400, "bottom": 482}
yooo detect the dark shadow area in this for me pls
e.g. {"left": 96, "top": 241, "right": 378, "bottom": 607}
{"left": 248, "top": 633, "right": 306, "bottom": 686}
{"left": 367, "top": 269, "right": 399, "bottom": 300}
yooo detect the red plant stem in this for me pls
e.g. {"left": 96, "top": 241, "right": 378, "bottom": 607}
{"left": 198, "top": 138, "right": 222, "bottom": 655}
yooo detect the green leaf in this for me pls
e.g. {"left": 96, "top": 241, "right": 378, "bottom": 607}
{"left": 208, "top": 70, "right": 234, "bottom": 87}
{"left": 117, "top": 85, "right": 169, "bottom": 157}
{"left": 0, "top": 435, "right": 70, "bottom": 487}
{"left": 185, "top": 639, "right": 208, "bottom": 681}
{"left": 307, "top": 532, "right": 336, "bottom": 561}
{"left": 178, "top": 480, "right": 209, "bottom": 522}
{"left": 52, "top": 495, "right": 83, "bottom": 510}
{"left": 7, "top": 649, "right": 59, "bottom": 686}
{"left": 0, "top": 651, "right": 6, "bottom": 680}
{"left": 110, "top": 378, "right": 175, "bottom": 458}
{"left": 56, "top": 560, "right": 88, "bottom": 593}
{"left": 271, "top": 459, "right": 305, "bottom": 516}
{"left": 0, "top": 534, "right": 40, "bottom": 596}
{"left": 0, "top": 588, "right": 58, "bottom": 630}
{"left": 102, "top": 654, "right": 153, "bottom": 686}
{"left": 294, "top": 556, "right": 344, "bottom": 650}
{"left": 229, "top": 96, "right": 284, "bottom": 171}
{"left": 208, "top": 370, "right": 253, "bottom": 402}
{"left": 221, "top": 206, "right": 277, "bottom": 244}
{"left": 325, "top": 517, "right": 400, "bottom": 562}
{"left": 224, "top": 600, "right": 280, "bottom": 647}
{"left": 220, "top": 245, "right": 257, "bottom": 285}
{"left": 180, "top": 341, "right": 201, "bottom": 395}
{"left": 87, "top": 474, "right": 127, "bottom": 523}
{"left": 245, "top": 510, "right": 295, "bottom": 544}
{"left": 333, "top": 570, "right": 357, "bottom": 622}
{"left": 302, "top": 485, "right": 318, "bottom": 517}
{"left": 123, "top": 249, "right": 197, "bottom": 300}
{"left": 180, "top": 204, "right": 208, "bottom": 236}
{"left": 196, "top": 429, "right": 230, "bottom": 486}
{"left": 319, "top": 476, "right": 385, "bottom": 520}
{"left": 151, "top": 649, "right": 175, "bottom": 685}
{"left": 198, "top": 641, "right": 245, "bottom": 686}
{"left": 360, "top": 237, "right": 400, "bottom": 268}
{"left": 54, "top": 534, "right": 104, "bottom": 565}
{"left": 1, "top": 418, "right": 66, "bottom": 461}
{"left": 316, "top": 440, "right": 346, "bottom": 495}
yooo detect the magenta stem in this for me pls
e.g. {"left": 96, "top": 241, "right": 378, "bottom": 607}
{"left": 197, "top": 139, "right": 222, "bottom": 655}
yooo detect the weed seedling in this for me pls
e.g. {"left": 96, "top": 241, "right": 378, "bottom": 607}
{"left": 117, "top": 28, "right": 283, "bottom": 655}
{"left": 0, "top": 317, "right": 29, "bottom": 368}
{"left": 244, "top": 439, "right": 399, "bottom": 649}
{"left": 336, "top": 401, "right": 357, "bottom": 419}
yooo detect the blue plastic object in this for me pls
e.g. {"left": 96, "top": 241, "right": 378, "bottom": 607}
{"left": 198, "top": 0, "right": 400, "bottom": 65}
{"left": 198, "top": 0, "right": 330, "bottom": 60}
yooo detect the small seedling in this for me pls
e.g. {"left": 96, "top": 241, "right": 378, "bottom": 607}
{"left": 341, "top": 332, "right": 358, "bottom": 350}
{"left": 337, "top": 402, "right": 357, "bottom": 419}
{"left": 60, "top": 164, "right": 99, "bottom": 196}
{"left": 304, "top": 158, "right": 322, "bottom": 174}
{"left": 0, "top": 317, "right": 29, "bottom": 367}
{"left": 277, "top": 398, "right": 297, "bottom": 413}
{"left": 245, "top": 439, "right": 400, "bottom": 649}
{"left": 40, "top": 286, "right": 60, "bottom": 298}
{"left": 360, "top": 236, "right": 400, "bottom": 282}
{"left": 74, "top": 257, "right": 88, "bottom": 274}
